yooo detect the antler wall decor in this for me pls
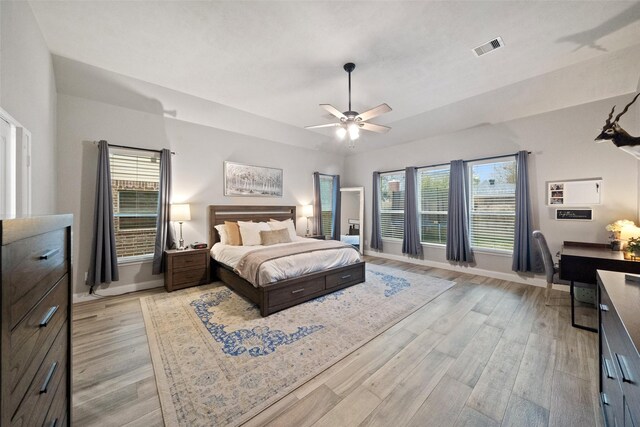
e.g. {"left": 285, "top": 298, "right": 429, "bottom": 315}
{"left": 595, "top": 92, "right": 640, "bottom": 147}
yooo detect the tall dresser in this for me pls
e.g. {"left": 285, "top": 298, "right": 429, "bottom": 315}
{"left": 598, "top": 270, "right": 640, "bottom": 427}
{"left": 0, "top": 215, "right": 73, "bottom": 427}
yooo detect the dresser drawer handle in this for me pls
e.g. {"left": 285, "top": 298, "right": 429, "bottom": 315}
{"left": 603, "top": 357, "right": 615, "bottom": 379}
{"left": 40, "top": 361, "right": 58, "bottom": 394}
{"left": 599, "top": 303, "right": 609, "bottom": 312}
{"left": 291, "top": 288, "right": 305, "bottom": 294}
{"left": 47, "top": 419, "right": 58, "bottom": 427}
{"left": 341, "top": 274, "right": 352, "bottom": 280}
{"left": 601, "top": 392, "right": 610, "bottom": 406}
{"left": 615, "top": 353, "right": 634, "bottom": 383}
{"left": 39, "top": 305, "right": 59, "bottom": 327}
{"left": 39, "top": 248, "right": 60, "bottom": 260}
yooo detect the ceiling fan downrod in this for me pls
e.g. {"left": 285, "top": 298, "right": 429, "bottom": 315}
{"left": 344, "top": 62, "right": 356, "bottom": 116}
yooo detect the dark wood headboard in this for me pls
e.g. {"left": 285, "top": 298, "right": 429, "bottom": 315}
{"left": 208, "top": 205, "right": 297, "bottom": 246}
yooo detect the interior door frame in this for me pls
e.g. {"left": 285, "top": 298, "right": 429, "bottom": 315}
{"left": 339, "top": 186, "right": 364, "bottom": 255}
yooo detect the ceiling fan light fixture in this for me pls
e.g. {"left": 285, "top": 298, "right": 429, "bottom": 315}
{"left": 348, "top": 122, "right": 360, "bottom": 140}
{"left": 336, "top": 126, "right": 347, "bottom": 140}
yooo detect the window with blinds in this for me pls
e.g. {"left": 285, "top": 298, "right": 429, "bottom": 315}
{"left": 319, "top": 175, "right": 334, "bottom": 237}
{"left": 110, "top": 150, "right": 160, "bottom": 259}
{"left": 379, "top": 172, "right": 405, "bottom": 240}
{"left": 468, "top": 159, "right": 516, "bottom": 251}
{"left": 419, "top": 166, "right": 449, "bottom": 244}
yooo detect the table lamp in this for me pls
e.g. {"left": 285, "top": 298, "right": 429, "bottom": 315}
{"left": 302, "top": 204, "right": 313, "bottom": 236}
{"left": 171, "top": 203, "right": 191, "bottom": 250}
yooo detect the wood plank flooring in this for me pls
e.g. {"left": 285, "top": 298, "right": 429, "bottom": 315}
{"left": 72, "top": 256, "right": 602, "bottom": 426}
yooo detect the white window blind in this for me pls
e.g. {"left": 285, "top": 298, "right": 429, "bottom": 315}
{"left": 468, "top": 159, "right": 516, "bottom": 251}
{"left": 419, "top": 166, "right": 449, "bottom": 244}
{"left": 319, "top": 176, "right": 334, "bottom": 237}
{"left": 110, "top": 150, "right": 160, "bottom": 259}
{"left": 379, "top": 172, "right": 405, "bottom": 240}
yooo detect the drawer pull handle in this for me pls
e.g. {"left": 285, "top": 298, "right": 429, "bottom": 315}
{"left": 40, "top": 361, "right": 58, "bottom": 394}
{"left": 39, "top": 248, "right": 60, "bottom": 260}
{"left": 601, "top": 392, "right": 610, "bottom": 406}
{"left": 603, "top": 357, "right": 615, "bottom": 379}
{"left": 291, "top": 288, "right": 305, "bottom": 294}
{"left": 39, "top": 305, "right": 59, "bottom": 327}
{"left": 341, "top": 274, "right": 352, "bottom": 280}
{"left": 47, "top": 419, "right": 58, "bottom": 427}
{"left": 599, "top": 303, "right": 609, "bottom": 312}
{"left": 615, "top": 353, "right": 634, "bottom": 383}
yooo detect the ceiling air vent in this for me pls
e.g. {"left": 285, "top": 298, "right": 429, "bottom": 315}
{"left": 473, "top": 37, "right": 504, "bottom": 57}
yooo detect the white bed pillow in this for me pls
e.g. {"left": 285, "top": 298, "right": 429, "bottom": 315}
{"left": 214, "top": 224, "right": 229, "bottom": 245}
{"left": 238, "top": 221, "right": 271, "bottom": 246}
{"left": 268, "top": 218, "right": 297, "bottom": 240}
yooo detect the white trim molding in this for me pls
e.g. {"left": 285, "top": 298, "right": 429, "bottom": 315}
{"left": 73, "top": 279, "right": 164, "bottom": 303}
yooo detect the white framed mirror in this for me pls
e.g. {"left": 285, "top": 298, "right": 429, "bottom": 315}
{"left": 339, "top": 186, "right": 364, "bottom": 255}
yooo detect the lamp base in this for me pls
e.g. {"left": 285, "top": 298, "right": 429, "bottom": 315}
{"left": 177, "top": 221, "right": 186, "bottom": 250}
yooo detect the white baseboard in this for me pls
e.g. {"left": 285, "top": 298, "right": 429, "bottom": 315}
{"left": 73, "top": 279, "right": 164, "bottom": 303}
{"left": 364, "top": 250, "right": 552, "bottom": 288}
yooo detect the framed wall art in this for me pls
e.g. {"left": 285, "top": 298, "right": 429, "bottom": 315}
{"left": 223, "top": 161, "right": 283, "bottom": 197}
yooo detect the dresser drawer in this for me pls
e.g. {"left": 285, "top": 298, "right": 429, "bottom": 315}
{"left": 9, "top": 274, "right": 68, "bottom": 414}
{"left": 6, "top": 228, "right": 67, "bottom": 329}
{"left": 172, "top": 267, "right": 208, "bottom": 287}
{"left": 172, "top": 251, "right": 207, "bottom": 270}
{"left": 268, "top": 277, "right": 325, "bottom": 307}
{"left": 11, "top": 325, "right": 67, "bottom": 427}
{"left": 326, "top": 264, "right": 364, "bottom": 290}
{"left": 42, "top": 369, "right": 68, "bottom": 427}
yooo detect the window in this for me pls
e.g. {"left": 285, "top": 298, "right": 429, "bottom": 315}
{"left": 379, "top": 172, "right": 405, "bottom": 240}
{"left": 110, "top": 150, "right": 160, "bottom": 260}
{"left": 319, "top": 175, "right": 334, "bottom": 237}
{"left": 419, "top": 166, "right": 449, "bottom": 244}
{"left": 468, "top": 159, "right": 516, "bottom": 251}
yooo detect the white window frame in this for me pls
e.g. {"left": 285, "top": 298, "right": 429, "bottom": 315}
{"left": 0, "top": 107, "right": 31, "bottom": 217}
{"left": 379, "top": 171, "right": 405, "bottom": 241}
{"left": 418, "top": 165, "right": 450, "bottom": 246}
{"left": 467, "top": 157, "right": 516, "bottom": 254}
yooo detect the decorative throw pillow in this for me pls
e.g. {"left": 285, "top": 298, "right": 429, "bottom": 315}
{"left": 268, "top": 218, "right": 297, "bottom": 240}
{"left": 214, "top": 224, "right": 229, "bottom": 245}
{"left": 224, "top": 221, "right": 243, "bottom": 246}
{"left": 238, "top": 221, "right": 271, "bottom": 246}
{"left": 260, "top": 228, "right": 292, "bottom": 246}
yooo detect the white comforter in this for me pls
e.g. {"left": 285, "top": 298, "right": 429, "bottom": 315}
{"left": 210, "top": 237, "right": 361, "bottom": 286}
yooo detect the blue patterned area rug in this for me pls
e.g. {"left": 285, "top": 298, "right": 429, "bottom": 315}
{"left": 141, "top": 264, "right": 454, "bottom": 427}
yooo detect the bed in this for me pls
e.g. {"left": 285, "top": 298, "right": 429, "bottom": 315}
{"left": 208, "top": 205, "right": 366, "bottom": 316}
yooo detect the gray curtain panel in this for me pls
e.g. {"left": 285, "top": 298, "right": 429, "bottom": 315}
{"left": 370, "top": 171, "right": 383, "bottom": 250}
{"left": 446, "top": 160, "right": 474, "bottom": 262}
{"left": 512, "top": 151, "right": 542, "bottom": 273}
{"left": 312, "top": 172, "right": 323, "bottom": 236}
{"left": 402, "top": 167, "right": 422, "bottom": 255}
{"left": 152, "top": 149, "right": 176, "bottom": 274}
{"left": 331, "top": 175, "right": 341, "bottom": 240}
{"left": 87, "top": 140, "right": 119, "bottom": 292}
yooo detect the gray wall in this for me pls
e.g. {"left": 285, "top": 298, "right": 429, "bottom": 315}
{"left": 344, "top": 95, "right": 640, "bottom": 285}
{"left": 57, "top": 93, "right": 344, "bottom": 297}
{"left": 0, "top": 1, "right": 57, "bottom": 214}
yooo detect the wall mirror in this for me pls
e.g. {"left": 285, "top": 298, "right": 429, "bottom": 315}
{"left": 339, "top": 186, "right": 364, "bottom": 255}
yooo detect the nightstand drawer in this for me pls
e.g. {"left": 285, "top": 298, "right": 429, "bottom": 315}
{"left": 172, "top": 267, "right": 208, "bottom": 287}
{"left": 172, "top": 251, "right": 207, "bottom": 269}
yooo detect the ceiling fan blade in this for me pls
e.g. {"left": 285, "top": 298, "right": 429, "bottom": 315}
{"left": 305, "top": 123, "right": 342, "bottom": 129}
{"left": 360, "top": 122, "right": 391, "bottom": 134}
{"left": 356, "top": 103, "right": 392, "bottom": 122}
{"left": 320, "top": 104, "right": 347, "bottom": 120}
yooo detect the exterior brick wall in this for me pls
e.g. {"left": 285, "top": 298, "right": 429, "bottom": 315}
{"left": 112, "top": 179, "right": 159, "bottom": 258}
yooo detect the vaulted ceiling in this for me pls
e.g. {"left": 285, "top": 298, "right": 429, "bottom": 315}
{"left": 29, "top": 1, "right": 640, "bottom": 152}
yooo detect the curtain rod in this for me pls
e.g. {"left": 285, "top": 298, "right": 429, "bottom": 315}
{"left": 378, "top": 151, "right": 531, "bottom": 175}
{"left": 92, "top": 141, "right": 175, "bottom": 155}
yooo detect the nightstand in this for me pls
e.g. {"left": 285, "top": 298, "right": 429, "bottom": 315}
{"left": 306, "top": 234, "right": 326, "bottom": 240}
{"left": 164, "top": 247, "right": 211, "bottom": 292}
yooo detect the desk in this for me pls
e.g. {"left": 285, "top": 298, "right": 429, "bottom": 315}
{"left": 560, "top": 242, "right": 640, "bottom": 284}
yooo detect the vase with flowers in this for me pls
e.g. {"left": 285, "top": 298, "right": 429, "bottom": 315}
{"left": 606, "top": 219, "right": 635, "bottom": 250}
{"left": 628, "top": 237, "right": 640, "bottom": 259}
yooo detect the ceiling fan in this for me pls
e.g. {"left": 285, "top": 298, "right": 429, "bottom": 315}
{"left": 306, "top": 62, "right": 392, "bottom": 147}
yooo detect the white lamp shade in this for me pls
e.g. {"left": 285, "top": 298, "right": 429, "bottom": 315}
{"left": 171, "top": 203, "right": 191, "bottom": 222}
{"left": 302, "top": 204, "right": 313, "bottom": 218}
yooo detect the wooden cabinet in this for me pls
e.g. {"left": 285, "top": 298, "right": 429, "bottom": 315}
{"left": 164, "top": 248, "right": 210, "bottom": 292}
{"left": 598, "top": 270, "right": 640, "bottom": 427}
{"left": 0, "top": 215, "right": 73, "bottom": 427}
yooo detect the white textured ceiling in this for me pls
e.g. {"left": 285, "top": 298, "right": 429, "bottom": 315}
{"left": 30, "top": 1, "right": 640, "bottom": 152}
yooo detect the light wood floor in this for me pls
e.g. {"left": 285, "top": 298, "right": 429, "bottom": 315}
{"left": 72, "top": 256, "right": 602, "bottom": 427}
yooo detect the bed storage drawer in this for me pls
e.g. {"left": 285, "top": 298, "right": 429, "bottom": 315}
{"left": 326, "top": 263, "right": 364, "bottom": 290}
{"left": 268, "top": 277, "right": 325, "bottom": 307}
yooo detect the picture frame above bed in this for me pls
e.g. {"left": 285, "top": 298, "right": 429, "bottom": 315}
{"left": 224, "top": 161, "right": 283, "bottom": 197}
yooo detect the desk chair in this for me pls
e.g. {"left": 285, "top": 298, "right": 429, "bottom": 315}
{"left": 532, "top": 230, "right": 597, "bottom": 332}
